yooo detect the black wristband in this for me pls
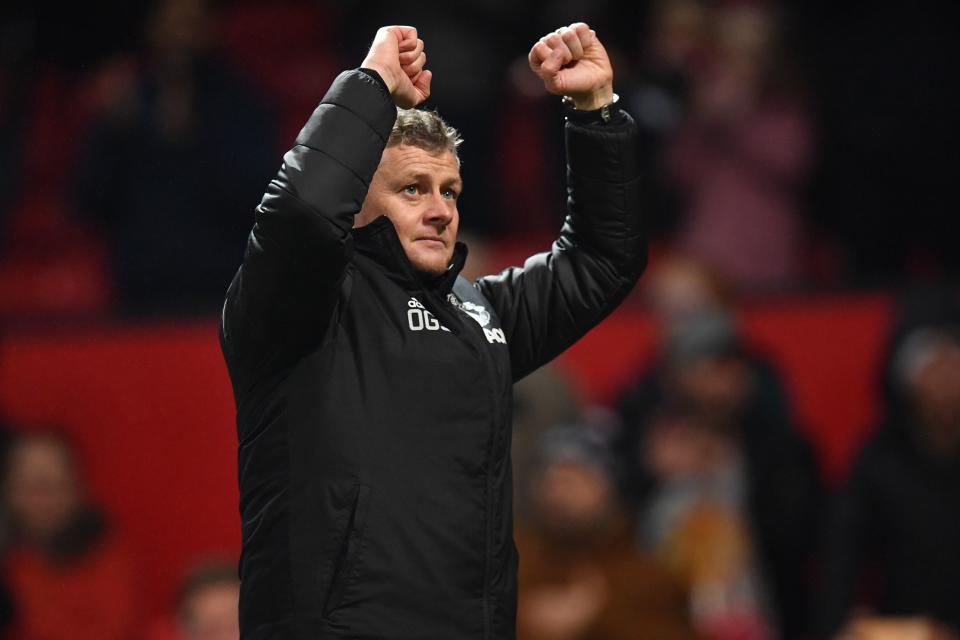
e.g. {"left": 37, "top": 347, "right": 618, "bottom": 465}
{"left": 562, "top": 93, "right": 625, "bottom": 125}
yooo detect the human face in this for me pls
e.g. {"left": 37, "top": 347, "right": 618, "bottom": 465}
{"left": 533, "top": 461, "right": 613, "bottom": 537}
{"left": 909, "top": 337, "right": 960, "bottom": 454}
{"left": 4, "top": 438, "right": 81, "bottom": 543}
{"left": 356, "top": 144, "right": 461, "bottom": 275}
{"left": 182, "top": 582, "right": 241, "bottom": 640}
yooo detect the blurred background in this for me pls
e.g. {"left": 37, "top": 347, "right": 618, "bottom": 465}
{"left": 1, "top": 0, "right": 959, "bottom": 638}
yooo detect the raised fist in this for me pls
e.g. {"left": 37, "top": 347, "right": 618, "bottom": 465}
{"left": 528, "top": 23, "right": 613, "bottom": 111}
{"left": 362, "top": 26, "right": 431, "bottom": 109}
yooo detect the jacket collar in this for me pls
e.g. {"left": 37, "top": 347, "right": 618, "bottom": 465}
{"left": 352, "top": 216, "right": 468, "bottom": 296}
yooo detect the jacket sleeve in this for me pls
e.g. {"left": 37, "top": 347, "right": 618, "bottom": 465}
{"left": 220, "top": 69, "right": 396, "bottom": 387}
{"left": 475, "top": 110, "right": 646, "bottom": 381}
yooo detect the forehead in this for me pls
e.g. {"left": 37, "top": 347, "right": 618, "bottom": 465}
{"left": 379, "top": 144, "right": 461, "bottom": 181}
{"left": 9, "top": 439, "right": 74, "bottom": 477}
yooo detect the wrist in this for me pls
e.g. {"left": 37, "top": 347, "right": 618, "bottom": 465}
{"left": 562, "top": 92, "right": 621, "bottom": 125}
{"left": 568, "top": 85, "right": 614, "bottom": 111}
{"left": 361, "top": 60, "right": 400, "bottom": 95}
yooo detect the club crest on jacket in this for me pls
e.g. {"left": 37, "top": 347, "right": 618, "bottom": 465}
{"left": 448, "top": 294, "right": 491, "bottom": 327}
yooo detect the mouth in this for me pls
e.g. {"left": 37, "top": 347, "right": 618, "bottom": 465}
{"left": 415, "top": 236, "right": 446, "bottom": 249}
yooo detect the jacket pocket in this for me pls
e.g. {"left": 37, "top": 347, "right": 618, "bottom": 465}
{"left": 322, "top": 482, "right": 372, "bottom": 618}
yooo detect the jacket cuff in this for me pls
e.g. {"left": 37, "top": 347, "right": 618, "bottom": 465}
{"left": 358, "top": 67, "right": 391, "bottom": 99}
{"left": 564, "top": 110, "right": 639, "bottom": 182}
{"left": 563, "top": 104, "right": 629, "bottom": 126}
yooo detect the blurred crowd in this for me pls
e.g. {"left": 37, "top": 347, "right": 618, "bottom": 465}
{"left": 0, "top": 0, "right": 958, "bottom": 317}
{"left": 0, "top": 430, "right": 241, "bottom": 640}
{"left": 512, "top": 258, "right": 960, "bottom": 640}
{"left": 3, "top": 257, "right": 960, "bottom": 639}
{"left": 1, "top": 0, "right": 959, "bottom": 638}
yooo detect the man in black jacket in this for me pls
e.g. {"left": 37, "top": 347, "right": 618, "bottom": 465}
{"left": 220, "top": 22, "right": 645, "bottom": 639}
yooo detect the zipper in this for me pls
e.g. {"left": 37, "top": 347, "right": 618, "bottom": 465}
{"left": 439, "top": 291, "right": 500, "bottom": 640}
{"left": 356, "top": 218, "right": 501, "bottom": 634}
{"left": 482, "top": 376, "right": 497, "bottom": 640}
{"left": 468, "top": 315, "right": 498, "bottom": 640}
{"left": 376, "top": 215, "right": 495, "bottom": 637}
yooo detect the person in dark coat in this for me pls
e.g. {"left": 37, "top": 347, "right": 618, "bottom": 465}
{"left": 818, "top": 292, "right": 960, "bottom": 639}
{"left": 616, "top": 307, "right": 820, "bottom": 639}
{"left": 74, "top": 0, "right": 276, "bottom": 315}
{"left": 515, "top": 425, "right": 699, "bottom": 640}
{"left": 219, "top": 23, "right": 646, "bottom": 639}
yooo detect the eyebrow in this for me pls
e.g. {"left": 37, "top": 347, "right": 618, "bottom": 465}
{"left": 406, "top": 172, "right": 463, "bottom": 189}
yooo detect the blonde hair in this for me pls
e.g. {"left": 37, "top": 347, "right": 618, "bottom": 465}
{"left": 388, "top": 108, "right": 463, "bottom": 166}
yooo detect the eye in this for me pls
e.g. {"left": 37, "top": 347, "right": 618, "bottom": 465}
{"left": 442, "top": 188, "right": 459, "bottom": 200}
{"left": 403, "top": 184, "right": 418, "bottom": 195}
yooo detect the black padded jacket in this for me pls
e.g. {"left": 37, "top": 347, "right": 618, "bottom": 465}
{"left": 219, "top": 68, "right": 646, "bottom": 639}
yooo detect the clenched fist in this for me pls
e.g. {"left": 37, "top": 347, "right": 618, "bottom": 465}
{"left": 528, "top": 23, "right": 614, "bottom": 111}
{"left": 362, "top": 26, "right": 432, "bottom": 109}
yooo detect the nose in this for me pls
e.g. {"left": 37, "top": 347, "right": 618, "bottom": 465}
{"left": 423, "top": 190, "right": 454, "bottom": 229}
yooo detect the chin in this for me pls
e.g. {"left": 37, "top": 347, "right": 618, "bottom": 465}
{"left": 409, "top": 250, "right": 452, "bottom": 276}
{"left": 412, "top": 260, "right": 449, "bottom": 276}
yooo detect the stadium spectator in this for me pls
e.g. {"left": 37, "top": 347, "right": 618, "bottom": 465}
{"left": 818, "top": 292, "right": 960, "bottom": 637}
{"left": 0, "top": 430, "right": 140, "bottom": 640}
{"left": 639, "top": 252, "right": 734, "bottom": 324}
{"left": 515, "top": 424, "right": 699, "bottom": 640}
{"left": 615, "top": 255, "right": 821, "bottom": 639}
{"left": 628, "top": 313, "right": 774, "bottom": 639}
{"left": 177, "top": 559, "right": 240, "bottom": 640}
{"left": 73, "top": 0, "right": 276, "bottom": 315}
{"left": 838, "top": 618, "right": 958, "bottom": 640}
{"left": 664, "top": 3, "right": 812, "bottom": 290}
{"left": 511, "top": 364, "right": 583, "bottom": 518}
{"left": 143, "top": 557, "right": 239, "bottom": 640}
{"left": 621, "top": 0, "right": 708, "bottom": 237}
